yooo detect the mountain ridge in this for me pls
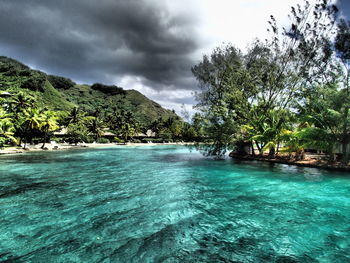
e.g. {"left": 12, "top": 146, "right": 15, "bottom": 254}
{"left": 0, "top": 56, "right": 178, "bottom": 126}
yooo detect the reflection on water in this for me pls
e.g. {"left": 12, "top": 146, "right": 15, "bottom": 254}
{"left": 0, "top": 146, "right": 349, "bottom": 262}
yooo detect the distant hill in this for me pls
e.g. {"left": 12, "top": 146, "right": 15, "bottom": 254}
{"left": 0, "top": 56, "right": 178, "bottom": 125}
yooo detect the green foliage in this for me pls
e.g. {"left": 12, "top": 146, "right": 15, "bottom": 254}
{"left": 47, "top": 75, "right": 76, "bottom": 90}
{"left": 0, "top": 56, "right": 178, "bottom": 128}
{"left": 192, "top": 0, "right": 344, "bottom": 159}
{"left": 113, "top": 137, "right": 124, "bottom": 143}
{"left": 0, "top": 109, "right": 17, "bottom": 147}
{"left": 334, "top": 18, "right": 350, "bottom": 163}
{"left": 20, "top": 74, "right": 46, "bottom": 92}
{"left": 66, "top": 123, "right": 90, "bottom": 145}
{"left": 0, "top": 56, "right": 195, "bottom": 150}
{"left": 141, "top": 138, "right": 164, "bottom": 143}
{"left": 91, "top": 83, "right": 125, "bottom": 95}
{"left": 96, "top": 138, "right": 110, "bottom": 144}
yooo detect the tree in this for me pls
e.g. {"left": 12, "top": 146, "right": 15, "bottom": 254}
{"left": 0, "top": 109, "right": 17, "bottom": 148}
{"left": 110, "top": 110, "right": 139, "bottom": 143}
{"left": 19, "top": 108, "right": 42, "bottom": 148}
{"left": 243, "top": 108, "right": 292, "bottom": 158}
{"left": 65, "top": 107, "right": 85, "bottom": 125}
{"left": 191, "top": 113, "right": 204, "bottom": 138}
{"left": 86, "top": 116, "right": 105, "bottom": 141}
{"left": 66, "top": 122, "right": 89, "bottom": 145}
{"left": 192, "top": 0, "right": 339, "bottom": 157}
{"left": 39, "top": 110, "right": 59, "bottom": 148}
{"left": 298, "top": 83, "right": 347, "bottom": 161}
{"left": 149, "top": 118, "right": 162, "bottom": 135}
{"left": 9, "top": 92, "right": 35, "bottom": 119}
{"left": 334, "top": 19, "right": 350, "bottom": 163}
{"left": 192, "top": 45, "right": 247, "bottom": 156}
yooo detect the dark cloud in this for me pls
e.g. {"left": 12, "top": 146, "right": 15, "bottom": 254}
{"left": 0, "top": 0, "right": 199, "bottom": 91}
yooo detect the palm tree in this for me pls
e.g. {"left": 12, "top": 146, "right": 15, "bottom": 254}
{"left": 244, "top": 108, "right": 291, "bottom": 158}
{"left": 86, "top": 116, "right": 105, "bottom": 141}
{"left": 39, "top": 110, "right": 59, "bottom": 148}
{"left": 120, "top": 123, "right": 136, "bottom": 143}
{"left": 149, "top": 118, "right": 163, "bottom": 135}
{"left": 0, "top": 109, "right": 17, "bottom": 148}
{"left": 10, "top": 92, "right": 35, "bottom": 118}
{"left": 65, "top": 107, "right": 86, "bottom": 125}
{"left": 110, "top": 110, "right": 139, "bottom": 143}
{"left": 21, "top": 108, "right": 42, "bottom": 149}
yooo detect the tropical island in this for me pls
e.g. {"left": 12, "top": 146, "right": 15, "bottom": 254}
{"left": 0, "top": 56, "right": 205, "bottom": 152}
{"left": 1, "top": 0, "right": 349, "bottom": 172}
{"left": 1, "top": 0, "right": 350, "bottom": 262}
{"left": 191, "top": 1, "right": 350, "bottom": 171}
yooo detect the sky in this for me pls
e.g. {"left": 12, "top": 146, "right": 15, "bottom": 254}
{"left": 0, "top": 0, "right": 349, "bottom": 116}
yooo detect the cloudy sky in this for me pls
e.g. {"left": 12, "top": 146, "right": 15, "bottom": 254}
{"left": 0, "top": 0, "right": 349, "bottom": 115}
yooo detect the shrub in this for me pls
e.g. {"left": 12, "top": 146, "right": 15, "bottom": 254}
{"left": 48, "top": 75, "right": 76, "bottom": 90}
{"left": 21, "top": 76, "right": 46, "bottom": 91}
{"left": 65, "top": 123, "right": 89, "bottom": 145}
{"left": 113, "top": 137, "right": 125, "bottom": 143}
{"left": 96, "top": 138, "right": 110, "bottom": 144}
{"left": 91, "top": 83, "right": 125, "bottom": 95}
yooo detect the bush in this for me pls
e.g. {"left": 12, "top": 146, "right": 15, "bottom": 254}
{"left": 48, "top": 75, "right": 76, "bottom": 90}
{"left": 131, "top": 139, "right": 142, "bottom": 143}
{"left": 96, "top": 138, "right": 110, "bottom": 144}
{"left": 91, "top": 83, "right": 125, "bottom": 95}
{"left": 65, "top": 123, "right": 89, "bottom": 145}
{"left": 18, "top": 70, "right": 32, "bottom": 77}
{"left": 21, "top": 76, "right": 46, "bottom": 91}
{"left": 141, "top": 138, "right": 163, "bottom": 143}
{"left": 85, "top": 137, "right": 94, "bottom": 143}
{"left": 0, "top": 137, "right": 6, "bottom": 149}
{"left": 113, "top": 137, "right": 125, "bottom": 143}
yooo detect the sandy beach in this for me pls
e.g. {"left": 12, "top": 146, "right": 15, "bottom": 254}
{"left": 0, "top": 142, "right": 196, "bottom": 155}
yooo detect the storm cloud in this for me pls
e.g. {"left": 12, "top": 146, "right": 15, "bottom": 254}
{"left": 0, "top": 0, "right": 199, "bottom": 92}
{"left": 0, "top": 0, "right": 349, "bottom": 114}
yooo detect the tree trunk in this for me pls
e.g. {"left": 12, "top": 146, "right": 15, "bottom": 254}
{"left": 22, "top": 130, "right": 27, "bottom": 149}
{"left": 251, "top": 142, "right": 255, "bottom": 156}
{"left": 23, "top": 138, "right": 27, "bottom": 149}
{"left": 295, "top": 149, "right": 305, "bottom": 161}
{"left": 255, "top": 141, "right": 262, "bottom": 155}
{"left": 341, "top": 67, "right": 350, "bottom": 165}
{"left": 268, "top": 147, "right": 275, "bottom": 159}
{"left": 341, "top": 106, "right": 349, "bottom": 165}
{"left": 41, "top": 131, "right": 47, "bottom": 149}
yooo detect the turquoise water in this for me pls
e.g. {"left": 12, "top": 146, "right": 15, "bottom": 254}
{"left": 0, "top": 146, "right": 349, "bottom": 262}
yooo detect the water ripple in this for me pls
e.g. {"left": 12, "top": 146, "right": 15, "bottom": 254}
{"left": 0, "top": 146, "right": 349, "bottom": 262}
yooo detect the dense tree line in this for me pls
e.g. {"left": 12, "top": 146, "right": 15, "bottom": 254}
{"left": 192, "top": 0, "right": 350, "bottom": 164}
{"left": 0, "top": 91, "right": 203, "bottom": 148}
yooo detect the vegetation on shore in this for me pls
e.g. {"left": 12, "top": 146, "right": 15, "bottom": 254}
{"left": 192, "top": 0, "right": 350, "bottom": 165}
{"left": 1, "top": 0, "right": 349, "bottom": 171}
{"left": 0, "top": 58, "right": 204, "bottom": 148}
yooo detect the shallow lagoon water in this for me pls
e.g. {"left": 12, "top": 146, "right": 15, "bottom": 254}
{"left": 0, "top": 145, "right": 349, "bottom": 262}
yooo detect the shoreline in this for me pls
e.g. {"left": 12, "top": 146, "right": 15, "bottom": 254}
{"left": 229, "top": 152, "right": 350, "bottom": 172}
{"left": 3, "top": 144, "right": 349, "bottom": 173}
{"left": 0, "top": 142, "right": 196, "bottom": 155}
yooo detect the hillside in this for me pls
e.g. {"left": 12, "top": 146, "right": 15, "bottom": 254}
{"left": 0, "top": 56, "right": 177, "bottom": 125}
